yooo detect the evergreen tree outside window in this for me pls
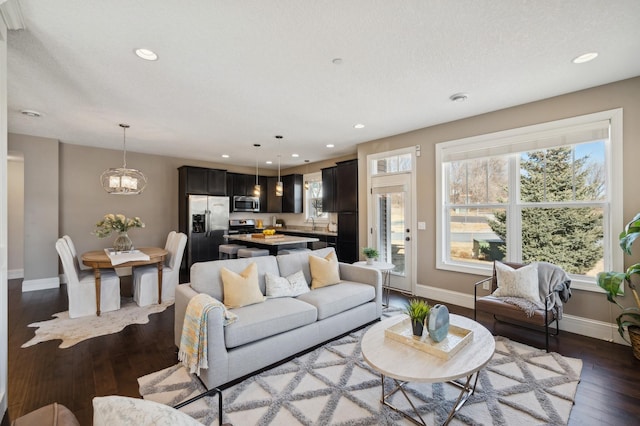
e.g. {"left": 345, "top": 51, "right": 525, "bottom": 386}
{"left": 435, "top": 109, "right": 623, "bottom": 289}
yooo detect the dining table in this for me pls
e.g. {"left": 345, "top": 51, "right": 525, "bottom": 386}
{"left": 81, "top": 247, "right": 168, "bottom": 316}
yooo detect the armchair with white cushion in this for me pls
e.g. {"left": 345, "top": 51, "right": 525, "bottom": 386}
{"left": 133, "top": 231, "right": 187, "bottom": 306}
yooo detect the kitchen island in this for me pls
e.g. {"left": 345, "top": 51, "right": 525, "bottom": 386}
{"left": 225, "top": 233, "right": 319, "bottom": 255}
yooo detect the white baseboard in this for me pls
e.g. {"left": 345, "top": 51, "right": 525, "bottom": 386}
{"left": 22, "top": 276, "right": 60, "bottom": 292}
{"left": 7, "top": 269, "right": 23, "bottom": 279}
{"left": 415, "top": 283, "right": 630, "bottom": 347}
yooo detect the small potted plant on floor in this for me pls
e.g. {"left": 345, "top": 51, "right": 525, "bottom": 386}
{"left": 403, "top": 298, "right": 431, "bottom": 337}
{"left": 597, "top": 212, "right": 640, "bottom": 360}
{"left": 362, "top": 247, "right": 379, "bottom": 265}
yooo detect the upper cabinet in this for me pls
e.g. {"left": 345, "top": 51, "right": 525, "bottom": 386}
{"left": 321, "top": 159, "right": 357, "bottom": 213}
{"left": 266, "top": 174, "right": 303, "bottom": 213}
{"left": 336, "top": 159, "right": 358, "bottom": 212}
{"left": 179, "top": 166, "right": 227, "bottom": 196}
{"left": 282, "top": 174, "right": 303, "bottom": 213}
{"left": 322, "top": 166, "right": 337, "bottom": 213}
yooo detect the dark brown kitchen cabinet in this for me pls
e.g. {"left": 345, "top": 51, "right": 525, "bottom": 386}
{"left": 266, "top": 176, "right": 282, "bottom": 213}
{"left": 336, "top": 159, "right": 358, "bottom": 212}
{"left": 258, "top": 175, "right": 268, "bottom": 213}
{"left": 282, "top": 174, "right": 303, "bottom": 213}
{"left": 265, "top": 174, "right": 303, "bottom": 213}
{"left": 179, "top": 166, "right": 227, "bottom": 196}
{"left": 228, "top": 172, "right": 257, "bottom": 197}
{"left": 322, "top": 166, "right": 337, "bottom": 213}
{"left": 337, "top": 211, "right": 358, "bottom": 263}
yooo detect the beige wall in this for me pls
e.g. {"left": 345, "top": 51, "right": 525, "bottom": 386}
{"left": 8, "top": 134, "right": 59, "bottom": 286}
{"left": 7, "top": 156, "right": 23, "bottom": 274}
{"left": 357, "top": 76, "right": 640, "bottom": 325}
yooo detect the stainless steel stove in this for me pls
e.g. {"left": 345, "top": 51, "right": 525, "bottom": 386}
{"left": 228, "top": 218, "right": 258, "bottom": 235}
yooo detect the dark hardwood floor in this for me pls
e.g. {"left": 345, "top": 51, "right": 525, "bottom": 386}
{"left": 7, "top": 278, "right": 640, "bottom": 425}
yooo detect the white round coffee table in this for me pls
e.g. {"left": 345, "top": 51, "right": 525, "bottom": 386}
{"left": 353, "top": 261, "right": 395, "bottom": 306}
{"left": 361, "top": 314, "right": 495, "bottom": 425}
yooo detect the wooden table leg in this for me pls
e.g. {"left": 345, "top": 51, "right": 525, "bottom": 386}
{"left": 157, "top": 261, "right": 163, "bottom": 304}
{"left": 94, "top": 268, "right": 102, "bottom": 316}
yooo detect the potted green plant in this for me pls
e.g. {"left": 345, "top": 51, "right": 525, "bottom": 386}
{"left": 362, "top": 247, "right": 379, "bottom": 265}
{"left": 597, "top": 213, "right": 640, "bottom": 360}
{"left": 403, "top": 298, "right": 431, "bottom": 337}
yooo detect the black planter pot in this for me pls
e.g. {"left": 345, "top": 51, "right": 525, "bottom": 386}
{"left": 411, "top": 319, "right": 424, "bottom": 337}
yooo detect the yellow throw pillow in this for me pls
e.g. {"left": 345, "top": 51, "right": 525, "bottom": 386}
{"left": 309, "top": 251, "right": 341, "bottom": 289}
{"left": 221, "top": 262, "right": 265, "bottom": 308}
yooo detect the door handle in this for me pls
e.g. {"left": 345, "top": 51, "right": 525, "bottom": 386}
{"left": 405, "top": 237, "right": 410, "bottom": 241}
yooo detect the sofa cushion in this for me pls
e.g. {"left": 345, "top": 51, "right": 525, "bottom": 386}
{"left": 221, "top": 262, "right": 265, "bottom": 308}
{"left": 277, "top": 247, "right": 336, "bottom": 285}
{"left": 265, "top": 270, "right": 309, "bottom": 298}
{"left": 191, "top": 256, "right": 279, "bottom": 300}
{"left": 224, "top": 297, "right": 317, "bottom": 348}
{"left": 309, "top": 251, "right": 341, "bottom": 289}
{"left": 296, "top": 282, "right": 375, "bottom": 320}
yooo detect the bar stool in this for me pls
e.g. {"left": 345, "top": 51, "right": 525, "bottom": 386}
{"left": 219, "top": 244, "right": 247, "bottom": 259}
{"left": 237, "top": 248, "right": 270, "bottom": 258}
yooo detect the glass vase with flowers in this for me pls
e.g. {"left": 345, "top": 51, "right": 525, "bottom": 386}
{"left": 93, "top": 213, "right": 145, "bottom": 251}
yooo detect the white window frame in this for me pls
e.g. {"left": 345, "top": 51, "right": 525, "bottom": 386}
{"left": 435, "top": 109, "right": 623, "bottom": 291}
{"left": 304, "top": 171, "right": 328, "bottom": 222}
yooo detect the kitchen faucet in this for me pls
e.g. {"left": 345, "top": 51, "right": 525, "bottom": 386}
{"left": 310, "top": 216, "right": 316, "bottom": 231}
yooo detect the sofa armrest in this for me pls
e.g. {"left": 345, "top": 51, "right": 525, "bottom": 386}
{"left": 174, "top": 283, "right": 199, "bottom": 348}
{"left": 339, "top": 262, "right": 382, "bottom": 317}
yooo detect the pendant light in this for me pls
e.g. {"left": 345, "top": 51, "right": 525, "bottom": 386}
{"left": 253, "top": 143, "right": 261, "bottom": 197}
{"left": 100, "top": 124, "right": 147, "bottom": 195}
{"left": 275, "top": 136, "right": 283, "bottom": 197}
{"left": 304, "top": 159, "right": 310, "bottom": 190}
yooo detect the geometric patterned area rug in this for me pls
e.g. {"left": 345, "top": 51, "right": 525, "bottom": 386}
{"left": 21, "top": 298, "right": 173, "bottom": 349}
{"left": 138, "top": 326, "right": 582, "bottom": 425}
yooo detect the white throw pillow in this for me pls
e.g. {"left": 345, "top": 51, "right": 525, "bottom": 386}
{"left": 265, "top": 270, "right": 310, "bottom": 298}
{"left": 492, "top": 262, "right": 541, "bottom": 303}
{"left": 93, "top": 396, "right": 204, "bottom": 426}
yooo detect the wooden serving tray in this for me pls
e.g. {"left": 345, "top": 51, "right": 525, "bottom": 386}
{"left": 384, "top": 318, "right": 473, "bottom": 360}
{"left": 251, "top": 233, "right": 284, "bottom": 239}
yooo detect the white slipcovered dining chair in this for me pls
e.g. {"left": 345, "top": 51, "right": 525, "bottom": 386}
{"left": 132, "top": 231, "right": 187, "bottom": 306}
{"left": 56, "top": 238, "right": 121, "bottom": 318}
{"left": 62, "top": 235, "right": 91, "bottom": 271}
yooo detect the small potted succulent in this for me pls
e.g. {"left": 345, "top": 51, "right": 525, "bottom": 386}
{"left": 403, "top": 298, "right": 431, "bottom": 337}
{"left": 362, "top": 247, "right": 379, "bottom": 265}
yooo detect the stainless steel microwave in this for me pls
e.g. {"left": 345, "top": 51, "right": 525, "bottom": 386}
{"left": 233, "top": 196, "right": 260, "bottom": 212}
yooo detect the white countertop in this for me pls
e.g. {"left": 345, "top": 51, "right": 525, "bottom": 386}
{"left": 226, "top": 234, "right": 319, "bottom": 246}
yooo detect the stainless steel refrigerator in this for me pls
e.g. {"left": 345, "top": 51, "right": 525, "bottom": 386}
{"left": 187, "top": 195, "right": 229, "bottom": 267}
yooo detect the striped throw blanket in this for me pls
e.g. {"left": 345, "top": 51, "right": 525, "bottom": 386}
{"left": 178, "top": 293, "right": 238, "bottom": 376}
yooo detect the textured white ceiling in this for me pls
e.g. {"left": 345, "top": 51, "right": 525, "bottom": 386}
{"left": 6, "top": 0, "right": 640, "bottom": 169}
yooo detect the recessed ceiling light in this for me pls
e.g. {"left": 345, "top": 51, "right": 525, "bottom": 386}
{"left": 449, "top": 93, "right": 468, "bottom": 102}
{"left": 326, "top": 144, "right": 335, "bottom": 148}
{"left": 291, "top": 153, "right": 299, "bottom": 158}
{"left": 266, "top": 160, "right": 273, "bottom": 164}
{"left": 332, "top": 58, "right": 343, "bottom": 65}
{"left": 572, "top": 52, "right": 598, "bottom": 64}
{"left": 20, "top": 109, "right": 41, "bottom": 117}
{"left": 354, "top": 123, "right": 365, "bottom": 129}
{"left": 221, "top": 154, "right": 230, "bottom": 158}
{"left": 134, "top": 48, "right": 158, "bottom": 61}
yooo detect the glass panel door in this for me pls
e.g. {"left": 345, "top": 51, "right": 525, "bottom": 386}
{"left": 372, "top": 176, "right": 412, "bottom": 293}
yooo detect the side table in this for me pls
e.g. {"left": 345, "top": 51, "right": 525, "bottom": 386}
{"left": 353, "top": 261, "right": 395, "bottom": 307}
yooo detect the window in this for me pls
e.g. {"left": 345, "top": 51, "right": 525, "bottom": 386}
{"left": 436, "top": 109, "right": 623, "bottom": 289}
{"left": 304, "top": 172, "right": 328, "bottom": 221}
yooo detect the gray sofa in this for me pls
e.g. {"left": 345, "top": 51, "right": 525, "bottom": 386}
{"left": 174, "top": 247, "right": 382, "bottom": 390}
